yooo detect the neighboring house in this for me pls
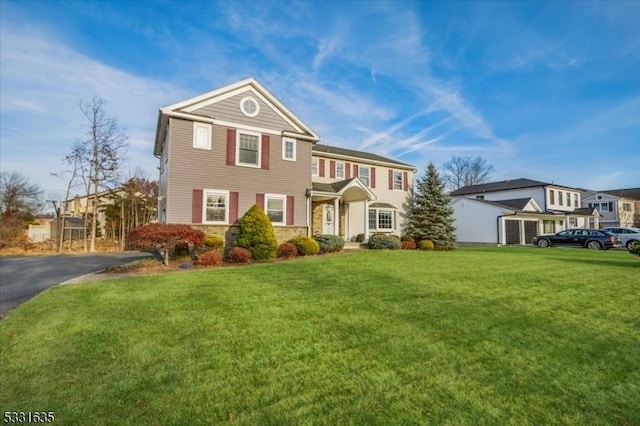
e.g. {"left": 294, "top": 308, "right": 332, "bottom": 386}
{"left": 450, "top": 178, "right": 600, "bottom": 245}
{"left": 153, "top": 78, "right": 415, "bottom": 243}
{"left": 581, "top": 191, "right": 637, "bottom": 228}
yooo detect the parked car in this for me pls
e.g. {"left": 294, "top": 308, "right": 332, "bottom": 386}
{"left": 602, "top": 227, "right": 640, "bottom": 251}
{"left": 532, "top": 228, "right": 622, "bottom": 250}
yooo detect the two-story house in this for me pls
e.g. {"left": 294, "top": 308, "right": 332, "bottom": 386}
{"left": 450, "top": 178, "right": 600, "bottom": 245}
{"left": 153, "top": 78, "right": 415, "bottom": 243}
{"left": 581, "top": 190, "right": 637, "bottom": 228}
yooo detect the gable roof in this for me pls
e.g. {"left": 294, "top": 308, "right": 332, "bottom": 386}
{"left": 450, "top": 178, "right": 578, "bottom": 196}
{"left": 312, "top": 144, "right": 415, "bottom": 169}
{"left": 600, "top": 188, "right": 640, "bottom": 200}
{"left": 482, "top": 198, "right": 539, "bottom": 211}
{"left": 311, "top": 178, "right": 376, "bottom": 200}
{"left": 154, "top": 78, "right": 319, "bottom": 155}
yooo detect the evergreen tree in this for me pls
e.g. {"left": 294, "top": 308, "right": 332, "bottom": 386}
{"left": 235, "top": 204, "right": 278, "bottom": 260}
{"left": 410, "top": 162, "right": 456, "bottom": 249}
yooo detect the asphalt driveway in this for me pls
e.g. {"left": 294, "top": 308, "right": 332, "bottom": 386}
{"left": 0, "top": 251, "right": 154, "bottom": 319}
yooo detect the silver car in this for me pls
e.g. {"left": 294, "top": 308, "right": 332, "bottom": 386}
{"left": 602, "top": 227, "right": 640, "bottom": 251}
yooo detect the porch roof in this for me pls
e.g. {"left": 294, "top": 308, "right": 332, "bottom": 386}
{"left": 370, "top": 202, "right": 396, "bottom": 209}
{"left": 310, "top": 178, "right": 376, "bottom": 201}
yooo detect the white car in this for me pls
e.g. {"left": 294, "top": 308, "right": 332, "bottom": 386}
{"left": 602, "top": 227, "right": 640, "bottom": 251}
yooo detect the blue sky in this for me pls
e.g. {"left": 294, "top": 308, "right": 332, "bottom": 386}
{"left": 1, "top": 0, "right": 639, "bottom": 207}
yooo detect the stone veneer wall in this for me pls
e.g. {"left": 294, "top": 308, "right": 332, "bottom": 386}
{"left": 311, "top": 200, "right": 345, "bottom": 238}
{"left": 192, "top": 224, "right": 308, "bottom": 248}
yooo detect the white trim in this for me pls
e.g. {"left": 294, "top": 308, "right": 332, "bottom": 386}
{"left": 163, "top": 110, "right": 215, "bottom": 123}
{"left": 282, "top": 137, "right": 297, "bottom": 161}
{"left": 312, "top": 151, "right": 415, "bottom": 171}
{"left": 214, "top": 119, "right": 280, "bottom": 136}
{"left": 203, "top": 189, "right": 230, "bottom": 225}
{"left": 240, "top": 96, "right": 260, "bottom": 117}
{"left": 369, "top": 207, "right": 396, "bottom": 232}
{"left": 163, "top": 78, "right": 319, "bottom": 139}
{"left": 265, "top": 193, "right": 287, "bottom": 226}
{"left": 311, "top": 158, "right": 319, "bottom": 176}
{"left": 236, "top": 129, "right": 262, "bottom": 168}
{"left": 192, "top": 122, "right": 212, "bottom": 150}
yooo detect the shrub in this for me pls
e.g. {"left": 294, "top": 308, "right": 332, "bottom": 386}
{"left": 235, "top": 205, "right": 278, "bottom": 260}
{"left": 630, "top": 244, "right": 640, "bottom": 257}
{"left": 203, "top": 235, "right": 225, "bottom": 253}
{"left": 354, "top": 233, "right": 365, "bottom": 243}
{"left": 226, "top": 247, "right": 252, "bottom": 264}
{"left": 368, "top": 235, "right": 401, "bottom": 250}
{"left": 314, "top": 234, "right": 345, "bottom": 253}
{"left": 127, "top": 223, "right": 205, "bottom": 264}
{"left": 196, "top": 251, "right": 223, "bottom": 268}
{"left": 174, "top": 242, "right": 190, "bottom": 258}
{"left": 401, "top": 240, "right": 417, "bottom": 250}
{"left": 401, "top": 235, "right": 415, "bottom": 242}
{"left": 277, "top": 242, "right": 298, "bottom": 259}
{"left": 288, "top": 236, "right": 320, "bottom": 256}
{"left": 417, "top": 239, "right": 435, "bottom": 251}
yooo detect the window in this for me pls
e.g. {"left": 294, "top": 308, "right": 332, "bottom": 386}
{"left": 566, "top": 192, "right": 571, "bottom": 207}
{"left": 393, "top": 171, "right": 403, "bottom": 190}
{"left": 543, "top": 220, "right": 555, "bottom": 233}
{"left": 569, "top": 217, "right": 577, "bottom": 227}
{"left": 311, "top": 158, "right": 319, "bottom": 176}
{"left": 193, "top": 122, "right": 211, "bottom": 150}
{"left": 558, "top": 191, "right": 563, "bottom": 206}
{"left": 204, "top": 190, "right": 228, "bottom": 224}
{"left": 282, "top": 138, "right": 296, "bottom": 161}
{"left": 369, "top": 208, "right": 395, "bottom": 231}
{"left": 623, "top": 202, "right": 632, "bottom": 212}
{"left": 336, "top": 162, "right": 345, "bottom": 179}
{"left": 240, "top": 96, "right": 260, "bottom": 117}
{"left": 476, "top": 195, "right": 485, "bottom": 200}
{"left": 359, "top": 166, "right": 370, "bottom": 186}
{"left": 265, "top": 194, "right": 286, "bottom": 225}
{"left": 573, "top": 193, "right": 579, "bottom": 207}
{"left": 549, "top": 190, "right": 555, "bottom": 205}
{"left": 237, "top": 131, "right": 260, "bottom": 167}
{"left": 598, "top": 202, "right": 610, "bottom": 213}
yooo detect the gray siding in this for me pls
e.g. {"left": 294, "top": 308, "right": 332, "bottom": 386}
{"left": 166, "top": 118, "right": 311, "bottom": 226}
{"left": 190, "top": 91, "right": 297, "bottom": 132}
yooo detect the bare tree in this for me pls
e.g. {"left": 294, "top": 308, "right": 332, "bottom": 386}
{"left": 0, "top": 171, "right": 43, "bottom": 218}
{"left": 61, "top": 97, "right": 128, "bottom": 252}
{"left": 441, "top": 156, "right": 494, "bottom": 191}
{"left": 52, "top": 141, "right": 87, "bottom": 252}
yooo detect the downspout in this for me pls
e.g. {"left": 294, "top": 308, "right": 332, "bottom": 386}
{"left": 305, "top": 188, "right": 311, "bottom": 237}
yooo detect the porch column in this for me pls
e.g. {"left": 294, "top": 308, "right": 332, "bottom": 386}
{"left": 364, "top": 202, "right": 369, "bottom": 242}
{"left": 333, "top": 198, "right": 339, "bottom": 235}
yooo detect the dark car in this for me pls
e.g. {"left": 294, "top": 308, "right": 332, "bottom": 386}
{"left": 602, "top": 227, "right": 640, "bottom": 251}
{"left": 532, "top": 228, "right": 622, "bottom": 250}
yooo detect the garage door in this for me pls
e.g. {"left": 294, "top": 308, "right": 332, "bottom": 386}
{"left": 505, "top": 220, "right": 521, "bottom": 245}
{"left": 524, "top": 221, "right": 538, "bottom": 245}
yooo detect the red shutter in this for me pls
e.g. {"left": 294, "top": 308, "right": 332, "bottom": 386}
{"left": 403, "top": 171, "right": 408, "bottom": 191}
{"left": 353, "top": 164, "right": 359, "bottom": 178}
{"left": 229, "top": 191, "right": 239, "bottom": 224}
{"left": 371, "top": 167, "right": 376, "bottom": 189}
{"left": 226, "top": 128, "right": 236, "bottom": 165}
{"left": 346, "top": 162, "right": 351, "bottom": 179}
{"left": 261, "top": 135, "right": 270, "bottom": 170}
{"left": 256, "top": 193, "right": 265, "bottom": 209}
{"left": 388, "top": 170, "right": 394, "bottom": 190}
{"left": 192, "top": 189, "right": 203, "bottom": 223}
{"left": 330, "top": 160, "right": 336, "bottom": 178}
{"left": 286, "top": 196, "right": 294, "bottom": 226}
{"left": 319, "top": 159, "right": 325, "bottom": 177}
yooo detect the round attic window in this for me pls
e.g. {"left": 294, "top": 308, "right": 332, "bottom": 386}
{"left": 596, "top": 195, "right": 604, "bottom": 201}
{"left": 240, "top": 96, "right": 259, "bottom": 117}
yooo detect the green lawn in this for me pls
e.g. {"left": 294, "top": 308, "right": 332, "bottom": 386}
{"left": 1, "top": 247, "right": 638, "bottom": 425}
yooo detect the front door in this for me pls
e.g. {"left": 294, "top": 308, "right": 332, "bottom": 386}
{"left": 323, "top": 204, "right": 335, "bottom": 235}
